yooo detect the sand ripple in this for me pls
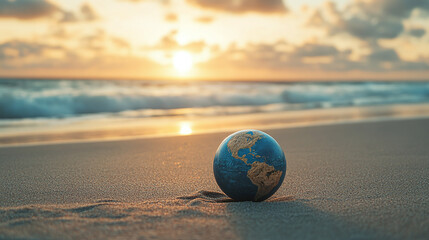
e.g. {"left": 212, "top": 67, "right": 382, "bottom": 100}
{"left": 0, "top": 191, "right": 296, "bottom": 240}
{"left": 0, "top": 192, "right": 235, "bottom": 240}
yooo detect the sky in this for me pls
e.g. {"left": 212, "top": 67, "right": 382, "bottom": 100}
{"left": 0, "top": 0, "right": 428, "bottom": 81}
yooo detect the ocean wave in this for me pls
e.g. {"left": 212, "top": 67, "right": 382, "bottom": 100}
{"left": 1, "top": 79, "right": 429, "bottom": 119}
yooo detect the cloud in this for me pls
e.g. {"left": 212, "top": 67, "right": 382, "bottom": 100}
{"left": 60, "top": 3, "right": 99, "bottom": 23}
{"left": 0, "top": 38, "right": 166, "bottom": 79}
{"left": 152, "top": 30, "right": 178, "bottom": 51}
{"left": 407, "top": 27, "right": 426, "bottom": 38}
{"left": 306, "top": 10, "right": 324, "bottom": 27}
{"left": 200, "top": 41, "right": 350, "bottom": 72}
{"left": 187, "top": 0, "right": 287, "bottom": 14}
{"left": 194, "top": 16, "right": 214, "bottom": 23}
{"left": 0, "top": 40, "right": 63, "bottom": 61}
{"left": 366, "top": 46, "right": 399, "bottom": 63}
{"left": 352, "top": 0, "right": 429, "bottom": 19}
{"left": 120, "top": 0, "right": 170, "bottom": 4}
{"left": 1, "top": 36, "right": 427, "bottom": 79}
{"left": 77, "top": 29, "right": 131, "bottom": 52}
{"left": 199, "top": 41, "right": 428, "bottom": 73}
{"left": 0, "top": 39, "right": 78, "bottom": 73}
{"left": 0, "top": 0, "right": 58, "bottom": 20}
{"left": 0, "top": 0, "right": 98, "bottom": 23}
{"left": 345, "top": 17, "right": 403, "bottom": 39}
{"left": 291, "top": 44, "right": 339, "bottom": 58}
{"left": 49, "top": 27, "right": 73, "bottom": 39}
{"left": 60, "top": 11, "right": 79, "bottom": 23}
{"left": 81, "top": 3, "right": 98, "bottom": 21}
{"left": 111, "top": 37, "right": 131, "bottom": 49}
{"left": 358, "top": 43, "right": 429, "bottom": 71}
{"left": 302, "top": 0, "right": 429, "bottom": 74}
{"left": 308, "top": 0, "right": 429, "bottom": 40}
{"left": 150, "top": 30, "right": 207, "bottom": 53}
{"left": 164, "top": 13, "right": 178, "bottom": 22}
{"left": 80, "top": 29, "right": 107, "bottom": 52}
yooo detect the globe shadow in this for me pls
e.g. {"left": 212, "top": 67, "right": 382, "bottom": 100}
{"left": 178, "top": 190, "right": 393, "bottom": 240}
{"left": 224, "top": 197, "right": 394, "bottom": 240}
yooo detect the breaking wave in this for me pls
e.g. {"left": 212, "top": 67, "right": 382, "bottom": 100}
{"left": 1, "top": 79, "right": 429, "bottom": 119}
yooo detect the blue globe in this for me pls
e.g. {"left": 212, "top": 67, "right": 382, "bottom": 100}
{"left": 213, "top": 130, "right": 286, "bottom": 201}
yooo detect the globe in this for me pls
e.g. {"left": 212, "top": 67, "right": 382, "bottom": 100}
{"left": 213, "top": 130, "right": 286, "bottom": 201}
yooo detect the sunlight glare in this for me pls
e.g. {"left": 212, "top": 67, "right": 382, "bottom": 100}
{"left": 173, "top": 51, "right": 193, "bottom": 73}
{"left": 179, "top": 122, "right": 193, "bottom": 135}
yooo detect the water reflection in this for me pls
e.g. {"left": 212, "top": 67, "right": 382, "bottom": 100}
{"left": 179, "top": 122, "right": 193, "bottom": 135}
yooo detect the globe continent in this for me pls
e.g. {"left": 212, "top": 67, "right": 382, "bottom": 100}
{"left": 213, "top": 130, "right": 286, "bottom": 201}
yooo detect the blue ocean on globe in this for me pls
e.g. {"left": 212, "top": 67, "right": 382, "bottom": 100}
{"left": 213, "top": 130, "right": 286, "bottom": 201}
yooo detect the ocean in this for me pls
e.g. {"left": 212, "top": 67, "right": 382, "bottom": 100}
{"left": 2, "top": 79, "right": 429, "bottom": 119}
{"left": 1, "top": 79, "right": 429, "bottom": 145}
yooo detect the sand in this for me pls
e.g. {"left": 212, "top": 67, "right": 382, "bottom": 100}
{"left": 1, "top": 118, "right": 429, "bottom": 239}
{"left": 2, "top": 103, "right": 429, "bottom": 146}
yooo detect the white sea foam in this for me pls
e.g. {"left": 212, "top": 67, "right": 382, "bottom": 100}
{"left": 1, "top": 79, "right": 429, "bottom": 119}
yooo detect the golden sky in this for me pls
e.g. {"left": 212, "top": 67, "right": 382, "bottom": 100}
{"left": 0, "top": 0, "right": 428, "bottom": 81}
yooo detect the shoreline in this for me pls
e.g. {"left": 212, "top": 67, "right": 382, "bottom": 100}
{"left": 2, "top": 103, "right": 429, "bottom": 147}
{"left": 1, "top": 114, "right": 429, "bottom": 149}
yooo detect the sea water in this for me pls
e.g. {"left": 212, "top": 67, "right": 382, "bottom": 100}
{"left": 1, "top": 79, "right": 429, "bottom": 145}
{"left": 2, "top": 79, "right": 429, "bottom": 119}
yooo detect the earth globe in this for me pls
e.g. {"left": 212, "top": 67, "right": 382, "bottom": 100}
{"left": 213, "top": 130, "right": 286, "bottom": 201}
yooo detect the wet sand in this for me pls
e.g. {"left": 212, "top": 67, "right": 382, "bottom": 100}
{"left": 2, "top": 103, "right": 429, "bottom": 146}
{"left": 1, "top": 118, "right": 429, "bottom": 239}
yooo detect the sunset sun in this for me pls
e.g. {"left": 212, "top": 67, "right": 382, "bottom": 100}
{"left": 172, "top": 51, "right": 193, "bottom": 73}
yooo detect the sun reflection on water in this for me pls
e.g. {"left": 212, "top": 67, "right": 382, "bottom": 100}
{"left": 179, "top": 122, "right": 193, "bottom": 135}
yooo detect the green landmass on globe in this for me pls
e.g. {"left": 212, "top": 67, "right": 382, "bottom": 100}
{"left": 214, "top": 130, "right": 286, "bottom": 201}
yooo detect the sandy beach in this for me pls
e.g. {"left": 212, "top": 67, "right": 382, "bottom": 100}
{"left": 1, "top": 118, "right": 428, "bottom": 239}
{"left": 2, "top": 0, "right": 429, "bottom": 238}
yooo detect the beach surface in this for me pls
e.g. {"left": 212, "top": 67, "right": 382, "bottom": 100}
{"left": 1, "top": 118, "right": 429, "bottom": 239}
